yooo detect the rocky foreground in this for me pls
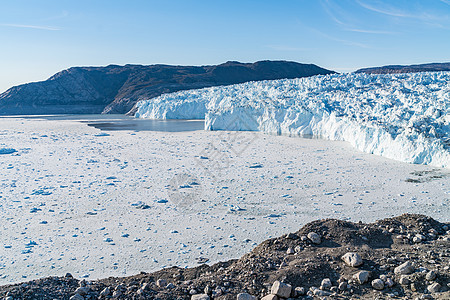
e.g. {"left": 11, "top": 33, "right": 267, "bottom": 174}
{"left": 1, "top": 214, "right": 449, "bottom": 300}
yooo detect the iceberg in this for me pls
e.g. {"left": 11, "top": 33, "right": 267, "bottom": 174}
{"left": 135, "top": 72, "right": 450, "bottom": 169}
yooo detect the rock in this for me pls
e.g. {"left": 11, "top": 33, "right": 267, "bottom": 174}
{"left": 65, "top": 273, "right": 73, "bottom": 278}
{"left": 294, "top": 286, "right": 306, "bottom": 296}
{"left": 261, "top": 295, "right": 278, "bottom": 300}
{"left": 69, "top": 294, "right": 84, "bottom": 300}
{"left": 307, "top": 232, "right": 321, "bottom": 244}
{"left": 353, "top": 271, "right": 370, "bottom": 284}
{"left": 286, "top": 247, "right": 294, "bottom": 255}
{"left": 427, "top": 282, "right": 441, "bottom": 293}
{"left": 372, "top": 279, "right": 385, "bottom": 290}
{"left": 191, "top": 294, "right": 210, "bottom": 300}
{"left": 236, "top": 293, "right": 256, "bottom": 300}
{"left": 100, "top": 287, "right": 111, "bottom": 297}
{"left": 74, "top": 286, "right": 90, "bottom": 296}
{"left": 320, "top": 278, "right": 332, "bottom": 289}
{"left": 271, "top": 281, "right": 292, "bottom": 298}
{"left": 313, "top": 289, "right": 332, "bottom": 296}
{"left": 413, "top": 234, "right": 425, "bottom": 243}
{"left": 294, "top": 245, "right": 303, "bottom": 253}
{"left": 399, "top": 275, "right": 410, "bottom": 285}
{"left": 394, "top": 261, "right": 414, "bottom": 275}
{"left": 342, "top": 252, "right": 363, "bottom": 267}
{"left": 425, "top": 270, "right": 437, "bottom": 281}
{"left": 112, "top": 290, "right": 123, "bottom": 298}
{"left": 338, "top": 282, "right": 347, "bottom": 291}
{"left": 156, "top": 278, "right": 167, "bottom": 287}
{"left": 386, "top": 277, "right": 394, "bottom": 287}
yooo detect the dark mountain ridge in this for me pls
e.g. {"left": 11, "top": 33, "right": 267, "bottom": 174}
{"left": 356, "top": 62, "right": 450, "bottom": 74}
{"left": 0, "top": 61, "right": 335, "bottom": 115}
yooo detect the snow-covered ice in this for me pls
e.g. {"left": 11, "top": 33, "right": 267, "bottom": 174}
{"left": 136, "top": 72, "right": 450, "bottom": 168}
{"left": 0, "top": 115, "right": 448, "bottom": 285}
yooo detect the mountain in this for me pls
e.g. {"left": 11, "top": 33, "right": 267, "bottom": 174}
{"left": 355, "top": 62, "right": 450, "bottom": 74}
{"left": 0, "top": 61, "right": 335, "bottom": 115}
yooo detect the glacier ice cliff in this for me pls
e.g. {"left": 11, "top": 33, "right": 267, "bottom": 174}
{"left": 135, "top": 72, "right": 450, "bottom": 169}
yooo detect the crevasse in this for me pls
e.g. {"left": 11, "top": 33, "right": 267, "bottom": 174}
{"left": 135, "top": 72, "right": 450, "bottom": 169}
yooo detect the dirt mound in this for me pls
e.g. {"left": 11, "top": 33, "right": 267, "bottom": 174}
{"left": 1, "top": 214, "right": 449, "bottom": 300}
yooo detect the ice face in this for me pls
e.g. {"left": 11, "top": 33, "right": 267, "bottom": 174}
{"left": 135, "top": 72, "right": 450, "bottom": 168}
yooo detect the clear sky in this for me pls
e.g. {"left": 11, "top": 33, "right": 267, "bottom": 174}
{"left": 1, "top": 0, "right": 450, "bottom": 93}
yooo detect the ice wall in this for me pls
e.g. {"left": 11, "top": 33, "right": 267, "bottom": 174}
{"left": 135, "top": 72, "right": 450, "bottom": 168}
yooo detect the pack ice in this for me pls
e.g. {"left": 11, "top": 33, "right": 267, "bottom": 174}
{"left": 135, "top": 72, "right": 450, "bottom": 168}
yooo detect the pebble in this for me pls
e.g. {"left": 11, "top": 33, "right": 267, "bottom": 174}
{"left": 286, "top": 247, "right": 294, "bottom": 255}
{"left": 371, "top": 279, "right": 384, "bottom": 290}
{"left": 320, "top": 278, "right": 332, "bottom": 289}
{"left": 342, "top": 252, "right": 363, "bottom": 267}
{"left": 74, "top": 286, "right": 90, "bottom": 296}
{"left": 236, "top": 293, "right": 256, "bottom": 300}
{"left": 191, "top": 294, "right": 210, "bottom": 300}
{"left": 425, "top": 270, "right": 436, "bottom": 281}
{"left": 100, "top": 287, "right": 110, "bottom": 296}
{"left": 394, "top": 261, "right": 414, "bottom": 275}
{"left": 271, "top": 281, "right": 292, "bottom": 298}
{"left": 307, "top": 232, "right": 321, "bottom": 244}
{"left": 295, "top": 286, "right": 306, "bottom": 296}
{"left": 399, "top": 275, "right": 410, "bottom": 285}
{"left": 427, "top": 282, "right": 441, "bottom": 293}
{"left": 69, "top": 294, "right": 84, "bottom": 300}
{"left": 385, "top": 277, "right": 394, "bottom": 287}
{"left": 156, "top": 278, "right": 167, "bottom": 287}
{"left": 261, "top": 295, "right": 278, "bottom": 300}
{"left": 353, "top": 270, "right": 370, "bottom": 284}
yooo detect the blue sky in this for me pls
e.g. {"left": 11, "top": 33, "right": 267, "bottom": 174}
{"left": 1, "top": 0, "right": 450, "bottom": 92}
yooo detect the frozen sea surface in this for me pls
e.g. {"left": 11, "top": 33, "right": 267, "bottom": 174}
{"left": 0, "top": 116, "right": 448, "bottom": 284}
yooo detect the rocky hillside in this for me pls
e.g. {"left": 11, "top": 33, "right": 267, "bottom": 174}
{"left": 356, "top": 62, "right": 450, "bottom": 74}
{"left": 0, "top": 214, "right": 448, "bottom": 299}
{"left": 0, "top": 61, "right": 334, "bottom": 115}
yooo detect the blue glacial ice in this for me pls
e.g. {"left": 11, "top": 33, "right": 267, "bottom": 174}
{"left": 135, "top": 72, "right": 450, "bottom": 168}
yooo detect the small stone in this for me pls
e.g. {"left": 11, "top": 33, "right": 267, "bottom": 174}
{"left": 286, "top": 247, "right": 294, "bottom": 255}
{"left": 413, "top": 234, "right": 425, "bottom": 243}
{"left": 386, "top": 278, "right": 394, "bottom": 287}
{"left": 342, "top": 252, "right": 363, "bottom": 267}
{"left": 394, "top": 261, "right": 414, "bottom": 275}
{"left": 372, "top": 279, "right": 384, "bottom": 290}
{"left": 100, "top": 287, "right": 111, "bottom": 297}
{"left": 295, "top": 286, "right": 306, "bottom": 296}
{"left": 261, "top": 295, "right": 278, "bottom": 300}
{"left": 307, "top": 232, "right": 321, "bottom": 244}
{"left": 65, "top": 273, "right": 73, "bottom": 278}
{"left": 338, "top": 282, "right": 347, "bottom": 291}
{"left": 313, "top": 289, "right": 332, "bottom": 296}
{"left": 294, "top": 245, "right": 303, "bottom": 253}
{"left": 271, "top": 281, "right": 292, "bottom": 298}
{"left": 399, "top": 275, "right": 410, "bottom": 285}
{"left": 156, "top": 278, "right": 167, "bottom": 287}
{"left": 425, "top": 270, "right": 437, "bottom": 281}
{"left": 69, "top": 294, "right": 84, "bottom": 300}
{"left": 112, "top": 290, "right": 122, "bottom": 298}
{"left": 236, "top": 293, "right": 256, "bottom": 300}
{"left": 74, "top": 286, "right": 90, "bottom": 296}
{"left": 427, "top": 282, "right": 441, "bottom": 293}
{"left": 320, "top": 278, "right": 332, "bottom": 289}
{"left": 191, "top": 294, "right": 210, "bottom": 300}
{"left": 379, "top": 274, "right": 387, "bottom": 282}
{"left": 353, "top": 271, "right": 370, "bottom": 284}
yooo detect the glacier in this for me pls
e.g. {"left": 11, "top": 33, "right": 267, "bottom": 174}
{"left": 135, "top": 72, "right": 450, "bottom": 169}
